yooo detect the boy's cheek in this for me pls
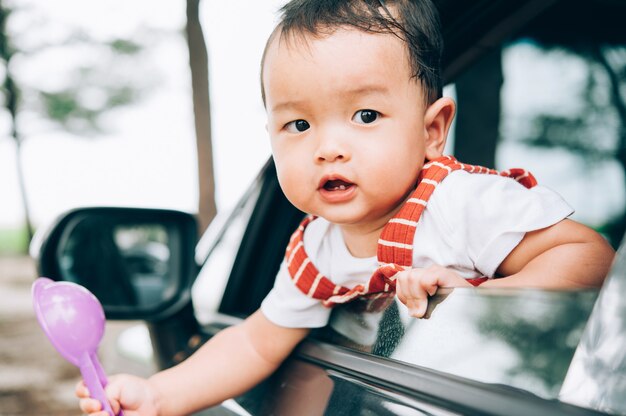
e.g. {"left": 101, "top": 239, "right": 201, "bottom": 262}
{"left": 268, "top": 134, "right": 284, "bottom": 156}
{"left": 275, "top": 170, "right": 308, "bottom": 212}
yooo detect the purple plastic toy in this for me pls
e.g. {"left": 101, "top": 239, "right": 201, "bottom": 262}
{"left": 32, "top": 277, "right": 123, "bottom": 416}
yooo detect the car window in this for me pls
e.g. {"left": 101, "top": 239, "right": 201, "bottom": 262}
{"left": 192, "top": 177, "right": 262, "bottom": 323}
{"left": 316, "top": 288, "right": 598, "bottom": 397}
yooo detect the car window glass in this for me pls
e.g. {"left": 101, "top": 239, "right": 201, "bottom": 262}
{"left": 316, "top": 288, "right": 598, "bottom": 400}
{"left": 560, "top": 240, "right": 626, "bottom": 413}
{"left": 191, "top": 179, "right": 261, "bottom": 324}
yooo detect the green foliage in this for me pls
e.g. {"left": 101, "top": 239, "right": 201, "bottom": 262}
{"left": 107, "top": 86, "right": 136, "bottom": 107}
{"left": 523, "top": 114, "right": 612, "bottom": 163}
{"left": 40, "top": 84, "right": 139, "bottom": 132}
{"left": 0, "top": 226, "right": 29, "bottom": 255}
{"left": 2, "top": 3, "right": 149, "bottom": 137}
{"left": 516, "top": 42, "right": 626, "bottom": 245}
{"left": 1, "top": 1, "right": 156, "bottom": 244}
{"left": 41, "top": 90, "right": 96, "bottom": 126}
{"left": 109, "top": 39, "right": 142, "bottom": 54}
{"left": 521, "top": 44, "right": 626, "bottom": 164}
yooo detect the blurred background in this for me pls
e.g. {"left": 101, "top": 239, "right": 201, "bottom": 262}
{"left": 0, "top": 0, "right": 283, "bottom": 253}
{"left": 0, "top": 1, "right": 281, "bottom": 414}
{"left": 2, "top": 0, "right": 625, "bottom": 256}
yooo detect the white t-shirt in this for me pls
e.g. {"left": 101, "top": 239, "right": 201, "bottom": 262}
{"left": 261, "top": 170, "right": 573, "bottom": 329}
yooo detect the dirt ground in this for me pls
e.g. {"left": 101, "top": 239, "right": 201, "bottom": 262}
{"left": 0, "top": 256, "right": 154, "bottom": 416}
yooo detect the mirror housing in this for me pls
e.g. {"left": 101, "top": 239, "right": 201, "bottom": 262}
{"left": 32, "top": 207, "right": 198, "bottom": 321}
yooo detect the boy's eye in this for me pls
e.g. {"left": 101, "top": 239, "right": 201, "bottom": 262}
{"left": 352, "top": 109, "right": 379, "bottom": 124}
{"left": 285, "top": 119, "right": 310, "bottom": 133}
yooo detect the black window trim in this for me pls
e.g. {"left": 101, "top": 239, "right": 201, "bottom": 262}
{"left": 296, "top": 341, "right": 606, "bottom": 416}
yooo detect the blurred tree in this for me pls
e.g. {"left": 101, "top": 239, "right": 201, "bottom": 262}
{"left": 520, "top": 44, "right": 626, "bottom": 248}
{"left": 455, "top": 0, "right": 626, "bottom": 248}
{"left": 513, "top": 1, "right": 626, "bottom": 247}
{"left": 0, "top": 0, "right": 145, "bottom": 250}
{"left": 185, "top": 0, "right": 216, "bottom": 235}
{"left": 0, "top": 1, "right": 33, "bottom": 244}
{"left": 3, "top": 0, "right": 218, "bottom": 244}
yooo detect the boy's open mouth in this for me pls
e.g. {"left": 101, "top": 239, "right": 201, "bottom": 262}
{"left": 323, "top": 179, "right": 354, "bottom": 191}
{"left": 318, "top": 175, "right": 357, "bottom": 202}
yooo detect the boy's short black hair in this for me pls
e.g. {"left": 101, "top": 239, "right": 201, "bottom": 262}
{"left": 261, "top": 0, "right": 444, "bottom": 105}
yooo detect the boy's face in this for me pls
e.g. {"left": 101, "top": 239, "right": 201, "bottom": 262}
{"left": 263, "top": 28, "right": 446, "bottom": 231}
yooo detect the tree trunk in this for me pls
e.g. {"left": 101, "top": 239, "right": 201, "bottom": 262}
{"left": 1, "top": 3, "right": 34, "bottom": 248}
{"left": 185, "top": 0, "right": 217, "bottom": 236}
{"left": 13, "top": 132, "right": 34, "bottom": 246}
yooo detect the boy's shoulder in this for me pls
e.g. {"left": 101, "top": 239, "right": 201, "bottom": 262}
{"left": 432, "top": 168, "right": 530, "bottom": 200}
{"left": 426, "top": 168, "right": 553, "bottom": 222}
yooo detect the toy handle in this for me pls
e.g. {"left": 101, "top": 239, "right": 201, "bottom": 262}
{"left": 79, "top": 352, "right": 125, "bottom": 416}
{"left": 92, "top": 352, "right": 125, "bottom": 416}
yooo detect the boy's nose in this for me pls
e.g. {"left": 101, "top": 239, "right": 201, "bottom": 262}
{"left": 314, "top": 134, "right": 350, "bottom": 163}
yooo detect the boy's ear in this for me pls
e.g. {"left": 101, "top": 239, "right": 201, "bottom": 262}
{"left": 423, "top": 97, "right": 456, "bottom": 160}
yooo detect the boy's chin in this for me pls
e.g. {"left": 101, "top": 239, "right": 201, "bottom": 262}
{"left": 318, "top": 212, "right": 388, "bottom": 229}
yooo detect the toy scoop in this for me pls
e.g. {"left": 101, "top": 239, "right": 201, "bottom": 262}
{"left": 32, "top": 277, "right": 123, "bottom": 416}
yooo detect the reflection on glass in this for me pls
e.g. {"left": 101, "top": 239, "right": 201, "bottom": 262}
{"left": 114, "top": 224, "right": 171, "bottom": 307}
{"left": 560, "top": 243, "right": 626, "bottom": 414}
{"left": 320, "top": 288, "right": 598, "bottom": 401}
{"left": 58, "top": 215, "right": 172, "bottom": 308}
{"left": 192, "top": 183, "right": 261, "bottom": 323}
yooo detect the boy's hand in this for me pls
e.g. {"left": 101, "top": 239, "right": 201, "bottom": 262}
{"left": 395, "top": 265, "right": 472, "bottom": 318}
{"left": 75, "top": 374, "right": 159, "bottom": 416}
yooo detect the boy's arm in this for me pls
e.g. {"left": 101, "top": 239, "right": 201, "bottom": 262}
{"left": 394, "top": 219, "right": 613, "bottom": 318}
{"left": 484, "top": 219, "right": 615, "bottom": 288}
{"left": 149, "top": 310, "right": 309, "bottom": 416}
{"left": 78, "top": 311, "right": 310, "bottom": 415}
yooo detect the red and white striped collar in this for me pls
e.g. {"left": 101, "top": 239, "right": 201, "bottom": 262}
{"left": 284, "top": 155, "right": 537, "bottom": 307}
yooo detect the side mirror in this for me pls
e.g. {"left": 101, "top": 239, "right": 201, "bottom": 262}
{"left": 31, "top": 207, "right": 198, "bottom": 321}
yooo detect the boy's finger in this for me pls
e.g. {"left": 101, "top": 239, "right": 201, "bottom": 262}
{"left": 417, "top": 269, "right": 440, "bottom": 296}
{"left": 79, "top": 397, "right": 102, "bottom": 413}
{"left": 109, "top": 396, "right": 121, "bottom": 415}
{"left": 423, "top": 278, "right": 439, "bottom": 297}
{"left": 75, "top": 380, "right": 89, "bottom": 398}
{"left": 394, "top": 275, "right": 408, "bottom": 305}
{"left": 396, "top": 272, "right": 426, "bottom": 316}
{"left": 105, "top": 378, "right": 124, "bottom": 410}
{"left": 406, "top": 297, "right": 427, "bottom": 318}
